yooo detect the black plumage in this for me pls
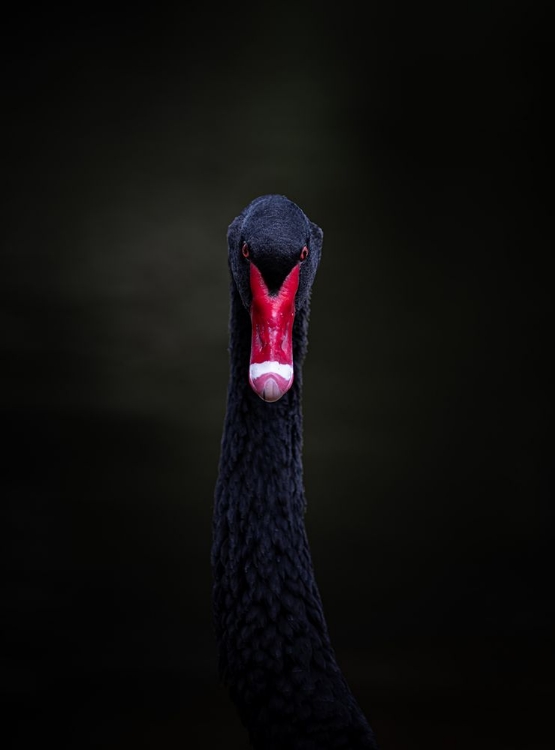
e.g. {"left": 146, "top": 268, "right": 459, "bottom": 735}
{"left": 212, "top": 195, "right": 379, "bottom": 749}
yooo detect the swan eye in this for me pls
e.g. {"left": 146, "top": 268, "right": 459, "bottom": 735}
{"left": 241, "top": 243, "right": 250, "bottom": 259}
{"left": 300, "top": 246, "right": 309, "bottom": 261}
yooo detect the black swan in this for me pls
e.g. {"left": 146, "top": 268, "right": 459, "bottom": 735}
{"left": 212, "top": 195, "right": 379, "bottom": 749}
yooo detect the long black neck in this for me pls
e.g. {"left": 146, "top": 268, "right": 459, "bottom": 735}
{"left": 212, "top": 282, "right": 378, "bottom": 750}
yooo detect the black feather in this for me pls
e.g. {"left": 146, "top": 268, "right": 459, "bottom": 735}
{"left": 212, "top": 195, "right": 379, "bottom": 749}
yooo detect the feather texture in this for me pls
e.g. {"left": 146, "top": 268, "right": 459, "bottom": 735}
{"left": 212, "top": 195, "right": 378, "bottom": 749}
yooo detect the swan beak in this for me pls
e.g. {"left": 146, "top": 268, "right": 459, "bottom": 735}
{"left": 248, "top": 263, "right": 299, "bottom": 402}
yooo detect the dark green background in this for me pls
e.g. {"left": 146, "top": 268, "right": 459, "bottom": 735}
{"left": 3, "top": 4, "right": 551, "bottom": 749}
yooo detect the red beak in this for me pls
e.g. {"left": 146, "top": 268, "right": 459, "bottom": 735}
{"left": 249, "top": 263, "right": 300, "bottom": 402}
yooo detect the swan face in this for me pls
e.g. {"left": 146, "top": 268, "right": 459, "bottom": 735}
{"left": 227, "top": 194, "right": 322, "bottom": 309}
{"left": 227, "top": 195, "right": 323, "bottom": 401}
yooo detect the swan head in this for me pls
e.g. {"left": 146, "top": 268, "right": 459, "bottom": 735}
{"left": 227, "top": 194, "right": 323, "bottom": 402}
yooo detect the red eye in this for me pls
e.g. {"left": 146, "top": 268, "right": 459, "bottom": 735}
{"left": 300, "top": 246, "right": 309, "bottom": 261}
{"left": 241, "top": 243, "right": 250, "bottom": 258}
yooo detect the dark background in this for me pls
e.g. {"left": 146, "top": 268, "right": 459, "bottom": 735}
{"left": 2, "top": 3, "right": 552, "bottom": 749}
